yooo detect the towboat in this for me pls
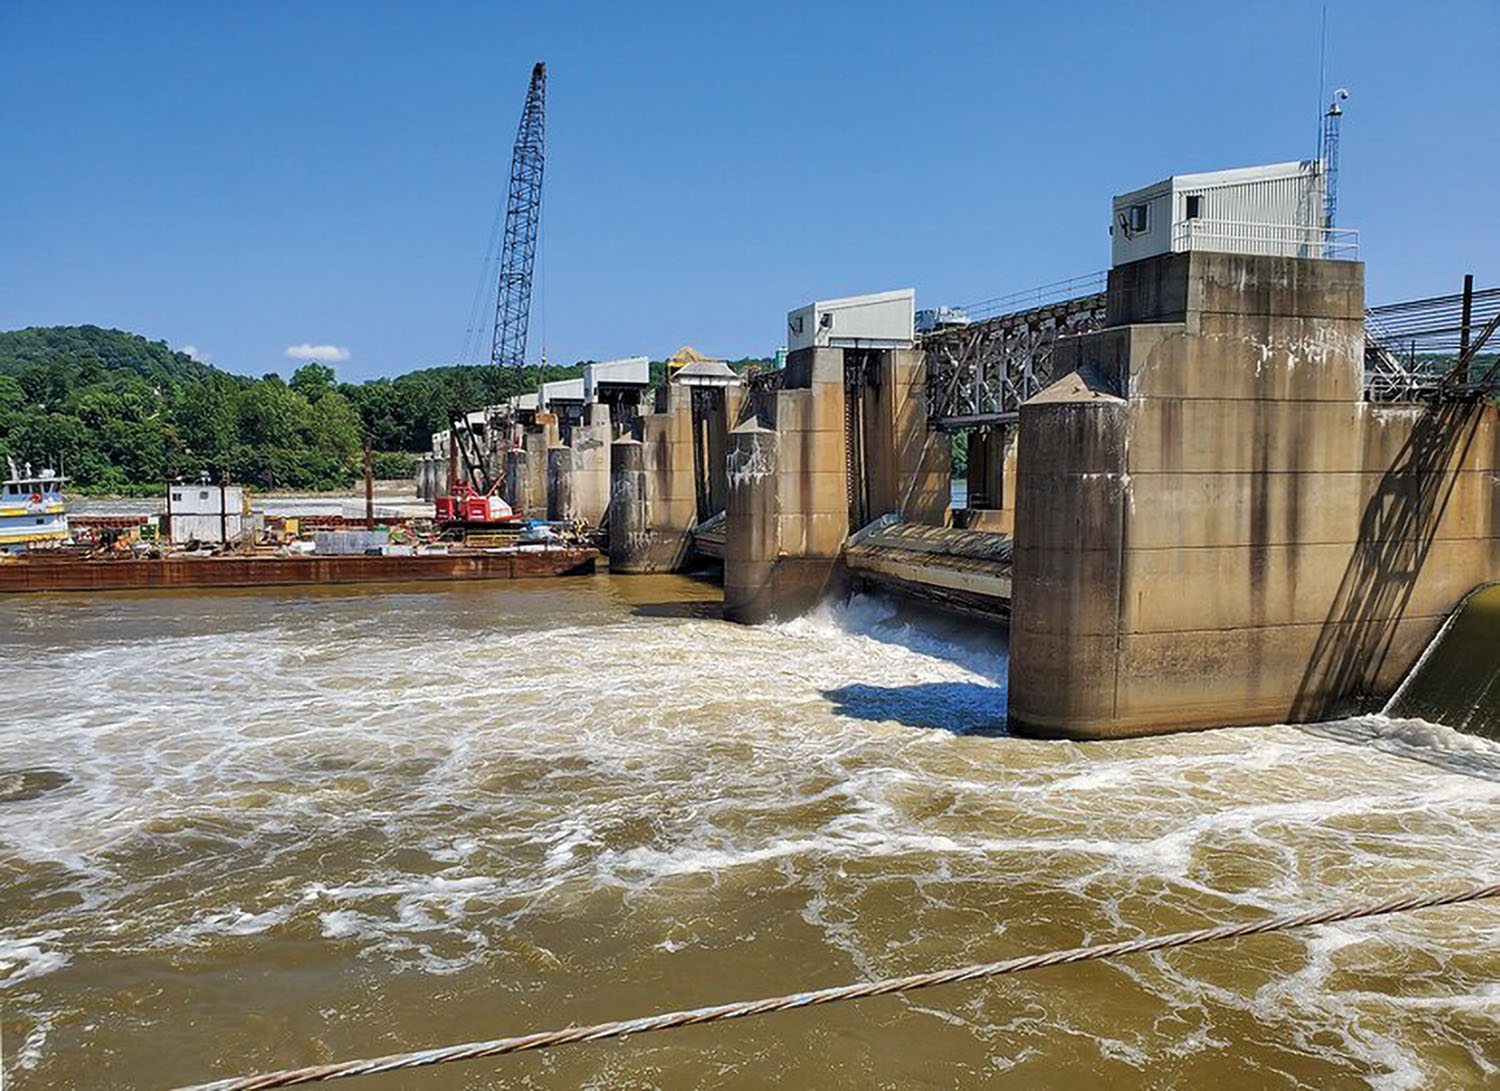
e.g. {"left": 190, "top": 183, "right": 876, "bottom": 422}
{"left": 0, "top": 459, "right": 69, "bottom": 553}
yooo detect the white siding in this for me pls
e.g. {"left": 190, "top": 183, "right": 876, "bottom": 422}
{"left": 1112, "top": 161, "right": 1326, "bottom": 265}
{"left": 787, "top": 290, "right": 915, "bottom": 352}
{"left": 1110, "top": 181, "right": 1173, "bottom": 266}
{"left": 169, "top": 485, "right": 245, "bottom": 515}
{"left": 170, "top": 513, "right": 248, "bottom": 544}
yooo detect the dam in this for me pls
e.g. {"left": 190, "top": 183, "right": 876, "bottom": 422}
{"left": 419, "top": 159, "right": 1500, "bottom": 741}
{"left": 7, "top": 165, "right": 1500, "bottom": 1088}
{"left": 9, "top": 7, "right": 1500, "bottom": 1087}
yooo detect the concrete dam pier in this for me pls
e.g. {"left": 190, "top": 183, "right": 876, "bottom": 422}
{"left": 1008, "top": 251, "right": 1500, "bottom": 738}
{"left": 723, "top": 341, "right": 952, "bottom": 623}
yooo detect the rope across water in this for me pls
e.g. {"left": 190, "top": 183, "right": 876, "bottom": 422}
{"left": 178, "top": 880, "right": 1500, "bottom": 1090}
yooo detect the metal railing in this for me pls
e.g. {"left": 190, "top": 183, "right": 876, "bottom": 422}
{"left": 1171, "top": 218, "right": 1359, "bottom": 260}
{"left": 1364, "top": 284, "right": 1500, "bottom": 401}
{"left": 959, "top": 271, "right": 1107, "bottom": 323}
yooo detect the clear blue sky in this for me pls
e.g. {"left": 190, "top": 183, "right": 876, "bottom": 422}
{"left": 2, "top": 0, "right": 1495, "bottom": 382}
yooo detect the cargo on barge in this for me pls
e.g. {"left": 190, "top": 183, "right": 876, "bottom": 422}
{"left": 0, "top": 547, "right": 596, "bottom": 593}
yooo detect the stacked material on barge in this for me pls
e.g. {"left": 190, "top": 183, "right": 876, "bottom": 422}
{"left": 0, "top": 545, "right": 596, "bottom": 593}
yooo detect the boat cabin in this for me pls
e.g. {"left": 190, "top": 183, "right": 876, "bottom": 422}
{"left": 0, "top": 459, "right": 70, "bottom": 552}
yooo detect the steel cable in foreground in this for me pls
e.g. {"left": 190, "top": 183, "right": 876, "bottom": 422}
{"left": 177, "top": 880, "right": 1500, "bottom": 1090}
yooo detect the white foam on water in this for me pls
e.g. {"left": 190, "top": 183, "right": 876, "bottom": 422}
{"left": 776, "top": 593, "right": 1008, "bottom": 685}
{"left": 167, "top": 905, "right": 296, "bottom": 943}
{"left": 0, "top": 933, "right": 70, "bottom": 988}
{"left": 5, "top": 587, "right": 1500, "bottom": 1083}
{"left": 1301, "top": 714, "right": 1500, "bottom": 782}
{"left": 15, "top": 1011, "right": 53, "bottom": 1070}
{"left": 1356, "top": 713, "right": 1500, "bottom": 755}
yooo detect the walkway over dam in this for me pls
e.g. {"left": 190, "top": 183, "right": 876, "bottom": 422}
{"left": 433, "top": 248, "right": 1498, "bottom": 743}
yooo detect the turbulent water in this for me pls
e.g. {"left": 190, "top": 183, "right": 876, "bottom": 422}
{"left": 3, "top": 576, "right": 1500, "bottom": 1088}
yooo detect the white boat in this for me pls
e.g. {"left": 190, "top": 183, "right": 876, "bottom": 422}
{"left": 0, "top": 458, "right": 70, "bottom": 552}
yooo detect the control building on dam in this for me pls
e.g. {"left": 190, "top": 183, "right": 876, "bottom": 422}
{"left": 429, "top": 159, "right": 1500, "bottom": 742}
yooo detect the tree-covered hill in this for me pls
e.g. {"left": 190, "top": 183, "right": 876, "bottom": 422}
{"left": 0, "top": 325, "right": 220, "bottom": 393}
{"left": 0, "top": 326, "right": 587, "bottom": 492}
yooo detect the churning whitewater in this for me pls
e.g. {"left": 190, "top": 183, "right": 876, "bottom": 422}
{"left": 3, "top": 576, "right": 1500, "bottom": 1088}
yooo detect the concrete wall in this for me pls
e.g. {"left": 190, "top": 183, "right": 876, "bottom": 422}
{"left": 723, "top": 423, "right": 783, "bottom": 618}
{"left": 569, "top": 403, "right": 612, "bottom": 527}
{"left": 1009, "top": 250, "right": 1500, "bottom": 738}
{"left": 504, "top": 448, "right": 530, "bottom": 513}
{"left": 546, "top": 446, "right": 574, "bottom": 521}
{"left": 520, "top": 427, "right": 551, "bottom": 518}
{"left": 723, "top": 348, "right": 848, "bottom": 622}
{"left": 864, "top": 348, "right": 952, "bottom": 525}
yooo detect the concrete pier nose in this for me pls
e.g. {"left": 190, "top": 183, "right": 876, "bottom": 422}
{"left": 608, "top": 438, "right": 656, "bottom": 573}
{"left": 723, "top": 422, "right": 783, "bottom": 623}
{"left": 504, "top": 446, "right": 529, "bottom": 514}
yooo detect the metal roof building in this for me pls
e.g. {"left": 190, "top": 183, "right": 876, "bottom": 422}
{"left": 1110, "top": 161, "right": 1348, "bottom": 266}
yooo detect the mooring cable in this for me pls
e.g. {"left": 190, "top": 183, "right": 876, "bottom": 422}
{"left": 177, "top": 880, "right": 1500, "bottom": 1090}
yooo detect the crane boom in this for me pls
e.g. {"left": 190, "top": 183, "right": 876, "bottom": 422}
{"left": 491, "top": 62, "right": 546, "bottom": 368}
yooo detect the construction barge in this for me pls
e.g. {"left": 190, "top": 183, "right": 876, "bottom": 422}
{"left": 0, "top": 547, "right": 597, "bottom": 594}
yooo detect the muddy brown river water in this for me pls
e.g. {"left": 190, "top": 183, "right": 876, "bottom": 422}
{"left": 3, "top": 574, "right": 1500, "bottom": 1088}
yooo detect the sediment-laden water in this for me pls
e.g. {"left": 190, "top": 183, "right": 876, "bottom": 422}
{"left": 3, "top": 576, "right": 1499, "bottom": 1088}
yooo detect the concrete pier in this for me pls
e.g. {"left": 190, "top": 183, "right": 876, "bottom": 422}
{"left": 723, "top": 351, "right": 848, "bottom": 622}
{"left": 504, "top": 447, "right": 530, "bottom": 512}
{"left": 521, "top": 427, "right": 551, "bottom": 517}
{"left": 606, "top": 386, "right": 696, "bottom": 572}
{"left": 607, "top": 438, "right": 652, "bottom": 571}
{"left": 546, "top": 446, "right": 574, "bottom": 522}
{"left": 1008, "top": 250, "right": 1500, "bottom": 738}
{"left": 568, "top": 403, "right": 612, "bottom": 527}
{"left": 723, "top": 345, "right": 950, "bottom": 622}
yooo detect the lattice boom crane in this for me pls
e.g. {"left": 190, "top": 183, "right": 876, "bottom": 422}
{"left": 491, "top": 62, "right": 546, "bottom": 368}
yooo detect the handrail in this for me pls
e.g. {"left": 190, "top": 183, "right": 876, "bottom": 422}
{"left": 1172, "top": 218, "right": 1359, "bottom": 260}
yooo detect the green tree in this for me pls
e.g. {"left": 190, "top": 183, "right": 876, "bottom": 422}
{"left": 236, "top": 374, "right": 307, "bottom": 450}
{"left": 290, "top": 362, "right": 336, "bottom": 402}
{"left": 0, "top": 325, "right": 695, "bottom": 492}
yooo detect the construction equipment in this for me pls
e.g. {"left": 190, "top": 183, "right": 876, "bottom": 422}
{"left": 434, "top": 480, "right": 516, "bottom": 527}
{"left": 666, "top": 345, "right": 709, "bottom": 377}
{"left": 491, "top": 62, "right": 547, "bottom": 368}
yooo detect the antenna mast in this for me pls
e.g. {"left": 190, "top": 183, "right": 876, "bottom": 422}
{"left": 1322, "top": 88, "right": 1348, "bottom": 229}
{"left": 491, "top": 62, "right": 547, "bottom": 368}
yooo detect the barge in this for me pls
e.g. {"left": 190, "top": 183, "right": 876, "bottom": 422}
{"left": 0, "top": 547, "right": 597, "bottom": 594}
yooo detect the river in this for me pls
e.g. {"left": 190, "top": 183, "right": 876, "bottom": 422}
{"left": 3, "top": 575, "right": 1499, "bottom": 1088}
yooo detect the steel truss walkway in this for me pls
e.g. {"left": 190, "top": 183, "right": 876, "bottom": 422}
{"left": 924, "top": 279, "right": 1499, "bottom": 429}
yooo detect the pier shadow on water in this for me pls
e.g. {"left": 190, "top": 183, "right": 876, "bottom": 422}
{"left": 629, "top": 599, "right": 724, "bottom": 620}
{"left": 821, "top": 681, "right": 1008, "bottom": 736}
